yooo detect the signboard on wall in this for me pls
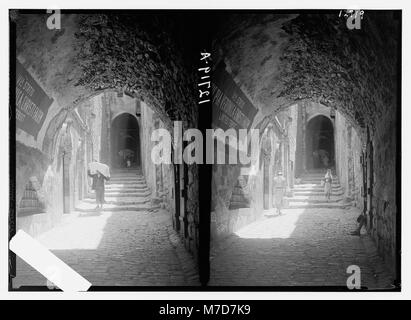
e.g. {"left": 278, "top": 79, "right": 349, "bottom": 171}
{"left": 212, "top": 62, "right": 258, "bottom": 131}
{"left": 16, "top": 60, "right": 53, "bottom": 138}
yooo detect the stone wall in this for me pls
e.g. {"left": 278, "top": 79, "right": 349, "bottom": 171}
{"left": 287, "top": 104, "right": 299, "bottom": 184}
{"left": 293, "top": 103, "right": 305, "bottom": 177}
{"left": 371, "top": 108, "right": 397, "bottom": 275}
{"left": 140, "top": 101, "right": 174, "bottom": 210}
{"left": 334, "top": 110, "right": 364, "bottom": 210}
{"left": 139, "top": 101, "right": 200, "bottom": 257}
{"left": 15, "top": 50, "right": 91, "bottom": 237}
{"left": 211, "top": 163, "right": 242, "bottom": 241}
{"left": 89, "top": 96, "right": 104, "bottom": 161}
{"left": 16, "top": 113, "right": 88, "bottom": 237}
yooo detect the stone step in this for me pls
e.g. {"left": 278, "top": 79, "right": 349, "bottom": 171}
{"left": 301, "top": 180, "right": 340, "bottom": 185}
{"left": 293, "top": 190, "right": 344, "bottom": 196}
{"left": 293, "top": 185, "right": 342, "bottom": 191}
{"left": 287, "top": 202, "right": 350, "bottom": 209}
{"left": 110, "top": 175, "right": 143, "bottom": 180}
{"left": 294, "top": 182, "right": 341, "bottom": 186}
{"left": 111, "top": 172, "right": 142, "bottom": 175}
{"left": 107, "top": 182, "right": 146, "bottom": 186}
{"left": 292, "top": 189, "right": 343, "bottom": 195}
{"left": 301, "top": 174, "right": 336, "bottom": 178}
{"left": 75, "top": 202, "right": 159, "bottom": 212}
{"left": 104, "top": 186, "right": 150, "bottom": 192}
{"left": 301, "top": 171, "right": 336, "bottom": 175}
{"left": 300, "top": 179, "right": 340, "bottom": 184}
{"left": 110, "top": 173, "right": 142, "bottom": 177}
{"left": 105, "top": 183, "right": 148, "bottom": 190}
{"left": 298, "top": 180, "right": 340, "bottom": 185}
{"left": 99, "top": 190, "right": 151, "bottom": 197}
{"left": 110, "top": 174, "right": 145, "bottom": 178}
{"left": 83, "top": 197, "right": 151, "bottom": 205}
{"left": 286, "top": 196, "right": 344, "bottom": 203}
{"left": 106, "top": 180, "right": 147, "bottom": 186}
{"left": 301, "top": 173, "right": 338, "bottom": 176}
{"left": 108, "top": 179, "right": 145, "bottom": 184}
{"left": 105, "top": 181, "right": 147, "bottom": 186}
{"left": 293, "top": 188, "right": 342, "bottom": 193}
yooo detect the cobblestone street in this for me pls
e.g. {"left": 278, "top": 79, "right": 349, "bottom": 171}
{"left": 13, "top": 209, "right": 199, "bottom": 288}
{"left": 209, "top": 207, "right": 394, "bottom": 288}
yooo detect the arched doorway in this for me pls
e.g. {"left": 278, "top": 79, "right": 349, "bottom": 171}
{"left": 110, "top": 113, "right": 141, "bottom": 169}
{"left": 306, "top": 115, "right": 334, "bottom": 170}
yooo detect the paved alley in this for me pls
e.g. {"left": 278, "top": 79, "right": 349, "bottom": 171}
{"left": 209, "top": 207, "right": 393, "bottom": 289}
{"left": 13, "top": 208, "right": 199, "bottom": 288}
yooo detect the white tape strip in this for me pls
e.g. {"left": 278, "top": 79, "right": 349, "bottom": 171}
{"left": 10, "top": 230, "right": 91, "bottom": 292}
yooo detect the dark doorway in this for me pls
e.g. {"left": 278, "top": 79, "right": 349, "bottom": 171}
{"left": 110, "top": 113, "right": 141, "bottom": 168}
{"left": 306, "top": 115, "right": 335, "bottom": 170}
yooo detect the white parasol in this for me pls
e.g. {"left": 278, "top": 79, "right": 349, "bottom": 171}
{"left": 88, "top": 161, "right": 110, "bottom": 178}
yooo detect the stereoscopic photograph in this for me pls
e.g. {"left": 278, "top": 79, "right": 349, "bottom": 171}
{"left": 9, "top": 9, "right": 400, "bottom": 291}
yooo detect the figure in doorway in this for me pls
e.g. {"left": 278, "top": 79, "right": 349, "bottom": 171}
{"left": 316, "top": 149, "right": 330, "bottom": 168}
{"left": 273, "top": 171, "right": 287, "bottom": 215}
{"left": 119, "top": 149, "right": 134, "bottom": 168}
{"left": 323, "top": 169, "right": 333, "bottom": 201}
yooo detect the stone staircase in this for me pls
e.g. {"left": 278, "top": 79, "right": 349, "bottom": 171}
{"left": 76, "top": 168, "right": 158, "bottom": 212}
{"left": 286, "top": 171, "right": 351, "bottom": 209}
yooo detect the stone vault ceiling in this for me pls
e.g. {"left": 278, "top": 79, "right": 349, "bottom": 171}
{"left": 213, "top": 12, "right": 400, "bottom": 135}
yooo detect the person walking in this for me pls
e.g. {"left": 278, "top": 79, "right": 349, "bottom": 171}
{"left": 323, "top": 169, "right": 333, "bottom": 201}
{"left": 88, "top": 162, "right": 110, "bottom": 210}
{"left": 88, "top": 170, "right": 109, "bottom": 210}
{"left": 273, "top": 171, "right": 287, "bottom": 215}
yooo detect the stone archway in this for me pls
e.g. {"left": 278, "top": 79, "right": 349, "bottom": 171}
{"left": 305, "top": 115, "right": 335, "bottom": 170}
{"left": 110, "top": 113, "right": 141, "bottom": 169}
